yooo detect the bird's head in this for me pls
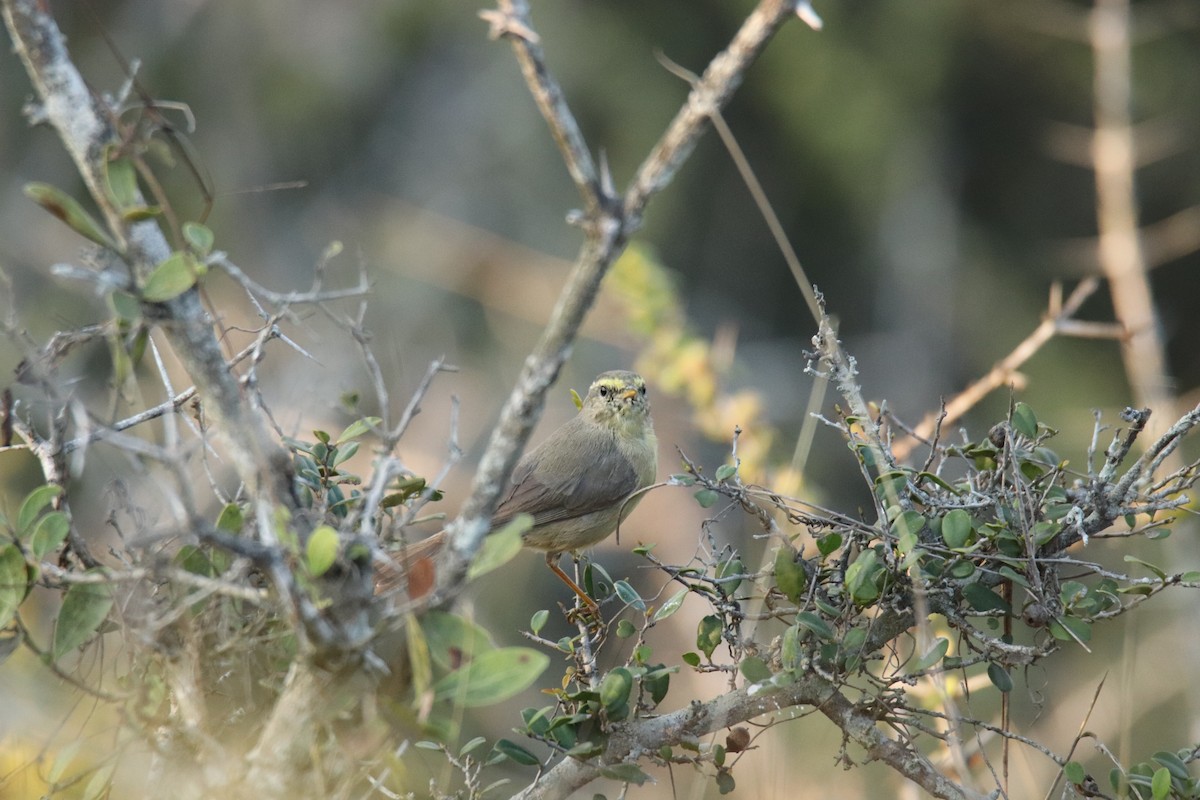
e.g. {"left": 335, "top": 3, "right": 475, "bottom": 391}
{"left": 580, "top": 370, "right": 652, "bottom": 438}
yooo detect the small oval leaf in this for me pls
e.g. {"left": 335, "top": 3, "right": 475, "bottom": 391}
{"left": 142, "top": 252, "right": 199, "bottom": 302}
{"left": 305, "top": 525, "right": 339, "bottom": 577}
{"left": 53, "top": 580, "right": 114, "bottom": 660}
{"left": 651, "top": 588, "right": 688, "bottom": 623}
{"left": 17, "top": 484, "right": 62, "bottom": 537}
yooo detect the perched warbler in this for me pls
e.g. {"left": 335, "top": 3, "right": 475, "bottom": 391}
{"left": 383, "top": 370, "right": 658, "bottom": 611}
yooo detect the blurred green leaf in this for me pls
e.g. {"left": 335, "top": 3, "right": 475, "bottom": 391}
{"left": 530, "top": 609, "right": 549, "bottom": 635}
{"left": 599, "top": 763, "right": 651, "bottom": 785}
{"left": 693, "top": 489, "right": 718, "bottom": 508}
{"left": 1150, "top": 766, "right": 1169, "bottom": 800}
{"left": 305, "top": 525, "right": 339, "bottom": 577}
{"left": 420, "top": 610, "right": 494, "bottom": 670}
{"left": 774, "top": 546, "right": 807, "bottom": 604}
{"left": 104, "top": 154, "right": 138, "bottom": 209}
{"left": 142, "top": 252, "right": 199, "bottom": 302}
{"left": 715, "top": 463, "right": 737, "bottom": 481}
{"left": 29, "top": 511, "right": 70, "bottom": 559}
{"left": 433, "top": 647, "right": 549, "bottom": 707}
{"left": 335, "top": 417, "right": 381, "bottom": 444}
{"left": 17, "top": 484, "right": 62, "bottom": 537}
{"left": 0, "top": 545, "right": 30, "bottom": 629}
{"left": 469, "top": 514, "right": 531, "bottom": 581}
{"left": 24, "top": 182, "right": 117, "bottom": 249}
{"left": 183, "top": 221, "right": 214, "bottom": 256}
{"left": 53, "top": 580, "right": 114, "bottom": 660}
{"left": 739, "top": 655, "right": 771, "bottom": 683}
{"left": 911, "top": 637, "right": 949, "bottom": 673}
{"left": 216, "top": 503, "right": 244, "bottom": 533}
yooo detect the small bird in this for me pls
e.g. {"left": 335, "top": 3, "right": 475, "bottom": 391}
{"left": 385, "top": 370, "right": 658, "bottom": 611}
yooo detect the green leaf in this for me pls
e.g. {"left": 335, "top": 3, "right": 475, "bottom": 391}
{"left": 890, "top": 510, "right": 925, "bottom": 546}
{"left": 1011, "top": 402, "right": 1038, "bottom": 438}
{"left": 715, "top": 463, "right": 737, "bottom": 482}
{"left": 469, "top": 514, "right": 531, "bottom": 581}
{"left": 142, "top": 252, "right": 199, "bottom": 302}
{"left": 816, "top": 533, "right": 842, "bottom": 557}
{"left": 82, "top": 760, "right": 116, "bottom": 800}
{"left": 104, "top": 155, "right": 139, "bottom": 208}
{"left": 739, "top": 655, "right": 771, "bottom": 683}
{"left": 986, "top": 662, "right": 1013, "bottom": 693}
{"left": 774, "top": 546, "right": 807, "bottom": 604}
{"left": 845, "top": 549, "right": 881, "bottom": 605}
{"left": 599, "top": 763, "right": 651, "bottom": 785}
{"left": 305, "top": 525, "right": 339, "bottom": 577}
{"left": 682, "top": 651, "right": 700, "bottom": 667}
{"left": 667, "top": 473, "right": 696, "bottom": 487}
{"left": 47, "top": 739, "right": 83, "bottom": 783}
{"left": 0, "top": 545, "right": 31, "bottom": 629}
{"left": 911, "top": 637, "right": 949, "bottom": 673}
{"left": 183, "top": 222, "right": 215, "bottom": 256}
{"left": 530, "top": 609, "right": 549, "bottom": 635}
{"left": 494, "top": 738, "right": 540, "bottom": 766}
{"left": 962, "top": 582, "right": 1011, "bottom": 614}
{"left": 1063, "top": 761, "right": 1086, "bottom": 784}
{"left": 29, "top": 511, "right": 70, "bottom": 559}
{"left": 569, "top": 388, "right": 583, "bottom": 410}
{"left": 1048, "top": 616, "right": 1092, "bottom": 644}
{"left": 795, "top": 611, "right": 835, "bottom": 640}
{"left": 716, "top": 770, "right": 736, "bottom": 794}
{"left": 1123, "top": 554, "right": 1167, "bottom": 580}
{"left": 693, "top": 489, "right": 719, "bottom": 508}
{"left": 335, "top": 416, "right": 382, "bottom": 444}
{"left": 599, "top": 667, "right": 633, "bottom": 714}
{"left": 697, "top": 615, "right": 723, "bottom": 658}
{"left": 215, "top": 503, "right": 244, "bottom": 533}
{"left": 615, "top": 619, "right": 636, "bottom": 638}
{"left": 873, "top": 470, "right": 908, "bottom": 498}
{"left": 651, "top": 588, "right": 688, "bottom": 623}
{"left": 432, "top": 647, "right": 549, "bottom": 707}
{"left": 941, "top": 509, "right": 973, "bottom": 549}
{"left": 53, "top": 580, "right": 114, "bottom": 660}
{"left": 1151, "top": 751, "right": 1190, "bottom": 781}
{"left": 17, "top": 484, "right": 62, "bottom": 536}
{"left": 1150, "top": 766, "right": 1170, "bottom": 800}
{"left": 24, "top": 182, "right": 117, "bottom": 249}
{"left": 613, "top": 579, "right": 646, "bottom": 611}
{"left": 714, "top": 557, "right": 744, "bottom": 595}
{"left": 420, "top": 610, "right": 494, "bottom": 670}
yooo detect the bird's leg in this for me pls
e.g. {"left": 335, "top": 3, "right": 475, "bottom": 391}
{"left": 545, "top": 552, "right": 600, "bottom": 616}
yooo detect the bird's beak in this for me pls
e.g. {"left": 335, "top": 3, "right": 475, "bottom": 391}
{"left": 620, "top": 389, "right": 638, "bottom": 401}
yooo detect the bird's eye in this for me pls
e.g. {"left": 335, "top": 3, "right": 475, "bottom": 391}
{"left": 598, "top": 386, "right": 609, "bottom": 397}
{"left": 638, "top": 385, "right": 647, "bottom": 396}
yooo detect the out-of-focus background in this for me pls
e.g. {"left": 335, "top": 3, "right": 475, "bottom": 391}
{"left": 2, "top": 1, "right": 1199, "bottom": 798}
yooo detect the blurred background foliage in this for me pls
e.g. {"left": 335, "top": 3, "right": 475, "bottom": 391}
{"left": 2, "top": 1, "right": 1199, "bottom": 798}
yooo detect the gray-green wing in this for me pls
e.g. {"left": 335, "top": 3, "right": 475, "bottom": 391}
{"left": 491, "top": 420, "right": 641, "bottom": 528}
